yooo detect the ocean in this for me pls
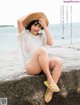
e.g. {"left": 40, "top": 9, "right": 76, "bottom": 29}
{"left": 0, "top": 23, "right": 80, "bottom": 51}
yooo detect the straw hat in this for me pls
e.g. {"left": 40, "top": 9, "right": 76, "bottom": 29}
{"left": 23, "top": 12, "right": 49, "bottom": 28}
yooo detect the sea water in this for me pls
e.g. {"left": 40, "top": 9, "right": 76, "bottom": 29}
{"left": 0, "top": 23, "right": 80, "bottom": 51}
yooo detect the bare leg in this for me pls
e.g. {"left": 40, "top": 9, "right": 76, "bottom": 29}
{"left": 25, "top": 47, "right": 63, "bottom": 102}
{"left": 25, "top": 47, "right": 54, "bottom": 85}
{"left": 45, "top": 57, "right": 63, "bottom": 102}
{"left": 50, "top": 57, "right": 63, "bottom": 83}
{"left": 37, "top": 47, "right": 56, "bottom": 85}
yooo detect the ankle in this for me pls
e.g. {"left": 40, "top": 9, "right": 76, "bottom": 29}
{"left": 48, "top": 78, "right": 56, "bottom": 84}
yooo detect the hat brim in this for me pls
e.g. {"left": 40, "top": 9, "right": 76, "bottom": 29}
{"left": 23, "top": 12, "right": 49, "bottom": 28}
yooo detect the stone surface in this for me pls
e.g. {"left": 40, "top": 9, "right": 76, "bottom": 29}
{"left": 0, "top": 43, "right": 80, "bottom": 105}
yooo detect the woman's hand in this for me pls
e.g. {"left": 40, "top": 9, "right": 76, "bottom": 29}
{"left": 39, "top": 18, "right": 47, "bottom": 29}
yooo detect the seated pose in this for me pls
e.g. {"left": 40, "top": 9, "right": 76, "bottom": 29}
{"left": 17, "top": 12, "right": 63, "bottom": 103}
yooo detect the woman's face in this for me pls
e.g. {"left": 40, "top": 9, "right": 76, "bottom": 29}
{"left": 30, "top": 22, "right": 42, "bottom": 35}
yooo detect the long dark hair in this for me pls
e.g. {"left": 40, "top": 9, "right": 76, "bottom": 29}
{"left": 25, "top": 20, "right": 43, "bottom": 30}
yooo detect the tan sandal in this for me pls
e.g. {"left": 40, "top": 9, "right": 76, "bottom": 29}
{"left": 44, "top": 88, "right": 52, "bottom": 103}
{"left": 44, "top": 81, "right": 60, "bottom": 92}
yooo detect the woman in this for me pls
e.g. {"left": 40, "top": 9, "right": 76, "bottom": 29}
{"left": 17, "top": 12, "right": 63, "bottom": 103}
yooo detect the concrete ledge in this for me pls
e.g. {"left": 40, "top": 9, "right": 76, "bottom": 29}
{"left": 0, "top": 69, "right": 80, "bottom": 105}
{"left": 0, "top": 44, "right": 80, "bottom": 105}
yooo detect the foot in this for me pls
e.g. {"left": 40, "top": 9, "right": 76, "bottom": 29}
{"left": 44, "top": 81, "right": 60, "bottom": 92}
{"left": 45, "top": 88, "right": 53, "bottom": 103}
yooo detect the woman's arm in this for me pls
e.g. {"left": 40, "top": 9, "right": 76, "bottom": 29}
{"left": 17, "top": 14, "right": 29, "bottom": 33}
{"left": 39, "top": 18, "right": 53, "bottom": 46}
{"left": 43, "top": 26, "right": 53, "bottom": 46}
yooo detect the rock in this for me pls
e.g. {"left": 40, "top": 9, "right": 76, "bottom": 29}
{"left": 0, "top": 44, "right": 80, "bottom": 105}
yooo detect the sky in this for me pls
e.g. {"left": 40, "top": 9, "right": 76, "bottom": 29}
{"left": 0, "top": 0, "right": 80, "bottom": 26}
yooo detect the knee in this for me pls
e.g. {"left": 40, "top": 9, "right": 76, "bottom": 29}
{"left": 55, "top": 57, "right": 63, "bottom": 67}
{"left": 39, "top": 47, "right": 47, "bottom": 55}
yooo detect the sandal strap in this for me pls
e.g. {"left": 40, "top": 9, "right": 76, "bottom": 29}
{"left": 44, "top": 81, "right": 60, "bottom": 92}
